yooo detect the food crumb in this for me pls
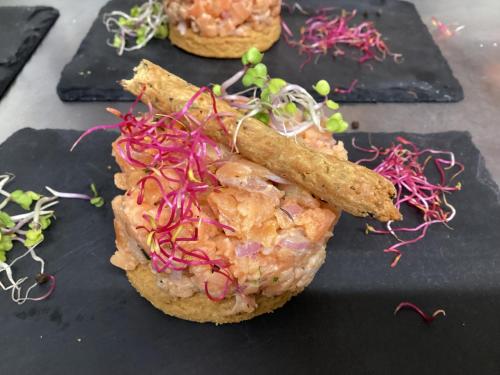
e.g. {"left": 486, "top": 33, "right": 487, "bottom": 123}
{"left": 107, "top": 165, "right": 112, "bottom": 170}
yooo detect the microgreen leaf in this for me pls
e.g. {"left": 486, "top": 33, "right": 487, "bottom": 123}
{"left": 242, "top": 71, "right": 255, "bottom": 87}
{"left": 243, "top": 47, "right": 263, "bottom": 65}
{"left": 313, "top": 80, "right": 331, "bottom": 96}
{"left": 24, "top": 229, "right": 44, "bottom": 248}
{"left": 268, "top": 78, "right": 287, "bottom": 94}
{"left": 27, "top": 191, "right": 41, "bottom": 201}
{"left": 326, "top": 113, "right": 348, "bottom": 133}
{"left": 254, "top": 77, "right": 266, "bottom": 88}
{"left": 212, "top": 84, "right": 222, "bottom": 96}
{"left": 29, "top": 215, "right": 52, "bottom": 231}
{"left": 88, "top": 184, "right": 105, "bottom": 207}
{"left": 260, "top": 88, "right": 271, "bottom": 103}
{"left": 154, "top": 24, "right": 168, "bottom": 39}
{"left": 10, "top": 190, "right": 33, "bottom": 210}
{"left": 253, "top": 63, "right": 268, "bottom": 78}
{"left": 285, "top": 102, "right": 298, "bottom": 115}
{"left": 254, "top": 112, "right": 270, "bottom": 125}
{"left": 326, "top": 100, "right": 339, "bottom": 110}
{"left": 118, "top": 16, "right": 129, "bottom": 26}
{"left": 90, "top": 183, "right": 99, "bottom": 197}
{"left": 130, "top": 5, "right": 140, "bottom": 17}
{"left": 112, "top": 35, "right": 123, "bottom": 48}
{"left": 0, "top": 233, "right": 14, "bottom": 252}
{"left": 0, "top": 211, "right": 15, "bottom": 228}
{"left": 90, "top": 197, "right": 105, "bottom": 208}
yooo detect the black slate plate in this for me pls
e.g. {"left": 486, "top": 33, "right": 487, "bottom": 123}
{"left": 0, "top": 6, "right": 59, "bottom": 99}
{"left": 0, "top": 128, "right": 499, "bottom": 374}
{"left": 57, "top": 0, "right": 463, "bottom": 103}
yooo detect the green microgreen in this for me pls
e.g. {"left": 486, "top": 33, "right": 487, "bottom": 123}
{"left": 214, "top": 48, "right": 350, "bottom": 150}
{"left": 103, "top": 0, "right": 168, "bottom": 56}
{"left": 89, "top": 183, "right": 105, "bottom": 208}
{"left": 0, "top": 173, "right": 103, "bottom": 305}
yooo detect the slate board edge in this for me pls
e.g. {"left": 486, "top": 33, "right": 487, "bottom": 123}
{"left": 56, "top": 0, "right": 463, "bottom": 103}
{"left": 0, "top": 6, "right": 59, "bottom": 98}
{"left": 400, "top": 0, "right": 464, "bottom": 102}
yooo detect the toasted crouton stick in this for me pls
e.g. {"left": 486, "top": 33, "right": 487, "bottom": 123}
{"left": 121, "top": 60, "right": 401, "bottom": 222}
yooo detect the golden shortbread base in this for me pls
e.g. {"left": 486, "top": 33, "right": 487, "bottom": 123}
{"left": 168, "top": 18, "right": 281, "bottom": 58}
{"left": 127, "top": 263, "right": 296, "bottom": 324}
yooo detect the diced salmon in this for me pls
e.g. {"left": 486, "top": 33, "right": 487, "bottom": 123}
{"left": 195, "top": 13, "right": 218, "bottom": 37}
{"left": 295, "top": 208, "right": 337, "bottom": 242}
{"left": 187, "top": 0, "right": 205, "bottom": 18}
{"left": 230, "top": 0, "right": 252, "bottom": 26}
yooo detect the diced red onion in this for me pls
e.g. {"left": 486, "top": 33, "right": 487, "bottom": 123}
{"left": 236, "top": 241, "right": 261, "bottom": 257}
{"left": 281, "top": 203, "right": 304, "bottom": 218}
{"left": 265, "top": 172, "right": 290, "bottom": 184}
{"left": 278, "top": 231, "right": 310, "bottom": 250}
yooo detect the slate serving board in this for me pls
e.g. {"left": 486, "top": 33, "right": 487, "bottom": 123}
{"left": 57, "top": 0, "right": 463, "bottom": 103}
{"left": 0, "top": 6, "right": 59, "bottom": 99}
{"left": 0, "top": 128, "right": 499, "bottom": 374}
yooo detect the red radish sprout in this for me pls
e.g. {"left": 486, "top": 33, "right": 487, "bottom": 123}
{"left": 73, "top": 87, "right": 239, "bottom": 301}
{"left": 354, "top": 137, "right": 463, "bottom": 267}
{"left": 333, "top": 79, "right": 358, "bottom": 94}
{"left": 282, "top": 8, "right": 402, "bottom": 69}
{"left": 394, "top": 301, "right": 446, "bottom": 323}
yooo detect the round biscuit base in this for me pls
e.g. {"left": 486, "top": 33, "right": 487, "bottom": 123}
{"left": 168, "top": 18, "right": 282, "bottom": 59}
{"left": 127, "top": 263, "right": 296, "bottom": 324}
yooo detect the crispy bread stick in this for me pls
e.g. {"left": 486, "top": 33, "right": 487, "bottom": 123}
{"left": 121, "top": 60, "right": 401, "bottom": 222}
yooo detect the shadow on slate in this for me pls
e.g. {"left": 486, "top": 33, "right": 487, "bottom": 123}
{"left": 57, "top": 0, "right": 463, "bottom": 103}
{"left": 1, "top": 129, "right": 499, "bottom": 375}
{"left": 0, "top": 6, "right": 59, "bottom": 99}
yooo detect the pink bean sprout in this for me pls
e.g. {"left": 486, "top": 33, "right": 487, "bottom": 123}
{"left": 354, "top": 136, "right": 463, "bottom": 267}
{"left": 394, "top": 301, "right": 446, "bottom": 323}
{"left": 72, "top": 87, "right": 239, "bottom": 301}
{"left": 283, "top": 8, "right": 402, "bottom": 69}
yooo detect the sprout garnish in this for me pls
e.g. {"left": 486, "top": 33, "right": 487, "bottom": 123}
{"left": 103, "top": 0, "right": 168, "bottom": 56}
{"left": 0, "top": 174, "right": 104, "bottom": 304}
{"left": 72, "top": 88, "right": 239, "bottom": 301}
{"left": 394, "top": 302, "right": 446, "bottom": 323}
{"left": 214, "top": 47, "right": 349, "bottom": 151}
{"left": 354, "top": 137, "right": 464, "bottom": 267}
{"left": 282, "top": 8, "right": 403, "bottom": 68}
